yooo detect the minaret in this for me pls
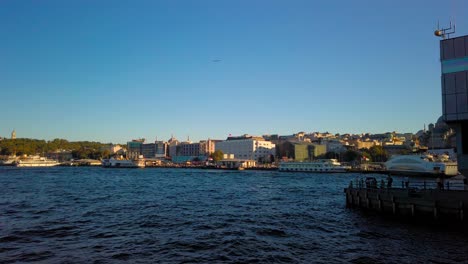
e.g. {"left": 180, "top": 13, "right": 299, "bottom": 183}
{"left": 11, "top": 129, "right": 16, "bottom": 139}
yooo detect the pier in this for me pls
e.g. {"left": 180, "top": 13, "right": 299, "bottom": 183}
{"left": 344, "top": 178, "right": 468, "bottom": 222}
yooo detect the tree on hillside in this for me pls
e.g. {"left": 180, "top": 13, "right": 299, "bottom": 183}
{"left": 342, "top": 150, "right": 360, "bottom": 162}
{"left": 368, "top": 146, "right": 389, "bottom": 162}
{"left": 211, "top": 150, "right": 224, "bottom": 162}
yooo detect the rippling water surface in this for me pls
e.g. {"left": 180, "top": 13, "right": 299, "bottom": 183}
{"left": 1, "top": 167, "right": 467, "bottom": 263}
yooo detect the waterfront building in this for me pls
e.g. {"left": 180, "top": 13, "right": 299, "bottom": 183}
{"left": 179, "top": 142, "right": 200, "bottom": 156}
{"left": 126, "top": 139, "right": 168, "bottom": 159}
{"left": 199, "top": 139, "right": 217, "bottom": 156}
{"left": 100, "top": 144, "right": 122, "bottom": 154}
{"left": 439, "top": 33, "right": 468, "bottom": 174}
{"left": 141, "top": 143, "right": 156, "bottom": 158}
{"left": 172, "top": 139, "right": 216, "bottom": 158}
{"left": 276, "top": 141, "right": 326, "bottom": 161}
{"left": 167, "top": 136, "right": 179, "bottom": 158}
{"left": 127, "top": 139, "right": 144, "bottom": 160}
{"left": 154, "top": 141, "right": 167, "bottom": 158}
{"left": 215, "top": 135, "right": 275, "bottom": 162}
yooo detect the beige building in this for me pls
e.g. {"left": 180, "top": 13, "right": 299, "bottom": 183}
{"left": 356, "top": 139, "right": 377, "bottom": 149}
{"left": 215, "top": 135, "right": 275, "bottom": 161}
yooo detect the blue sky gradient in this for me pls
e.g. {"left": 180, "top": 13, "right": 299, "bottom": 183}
{"left": 1, "top": 0, "right": 467, "bottom": 143}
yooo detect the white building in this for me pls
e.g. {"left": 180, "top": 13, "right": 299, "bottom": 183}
{"left": 215, "top": 135, "right": 275, "bottom": 161}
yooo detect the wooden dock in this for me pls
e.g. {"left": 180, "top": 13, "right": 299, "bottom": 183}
{"left": 345, "top": 182, "right": 468, "bottom": 222}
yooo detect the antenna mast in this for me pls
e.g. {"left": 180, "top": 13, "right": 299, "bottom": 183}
{"left": 434, "top": 21, "right": 456, "bottom": 39}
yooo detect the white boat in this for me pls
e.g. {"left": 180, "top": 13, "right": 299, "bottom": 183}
{"left": 102, "top": 158, "right": 145, "bottom": 168}
{"left": 0, "top": 157, "right": 17, "bottom": 166}
{"left": 15, "top": 156, "right": 60, "bottom": 167}
{"left": 384, "top": 154, "right": 458, "bottom": 177}
{"left": 278, "top": 159, "right": 350, "bottom": 172}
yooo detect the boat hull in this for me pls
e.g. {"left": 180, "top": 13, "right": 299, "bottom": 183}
{"left": 279, "top": 159, "right": 350, "bottom": 173}
{"left": 387, "top": 169, "right": 455, "bottom": 178}
{"left": 102, "top": 159, "right": 145, "bottom": 168}
{"left": 15, "top": 163, "right": 59, "bottom": 167}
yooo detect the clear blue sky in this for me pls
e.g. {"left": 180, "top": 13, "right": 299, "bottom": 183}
{"left": 1, "top": 0, "right": 467, "bottom": 144}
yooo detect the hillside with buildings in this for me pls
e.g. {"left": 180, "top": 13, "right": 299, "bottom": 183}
{"left": 0, "top": 116, "right": 456, "bottom": 165}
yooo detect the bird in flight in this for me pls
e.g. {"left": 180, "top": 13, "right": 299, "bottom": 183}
{"left": 212, "top": 59, "right": 222, "bottom": 63}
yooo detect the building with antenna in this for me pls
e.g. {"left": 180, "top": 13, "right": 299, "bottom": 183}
{"left": 437, "top": 25, "right": 468, "bottom": 174}
{"left": 11, "top": 130, "right": 16, "bottom": 139}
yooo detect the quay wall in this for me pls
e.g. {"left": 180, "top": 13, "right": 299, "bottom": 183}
{"left": 344, "top": 186, "right": 468, "bottom": 221}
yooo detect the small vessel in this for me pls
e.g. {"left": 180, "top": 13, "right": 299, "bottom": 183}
{"left": 15, "top": 156, "right": 60, "bottom": 167}
{"left": 0, "top": 157, "right": 17, "bottom": 166}
{"left": 102, "top": 158, "right": 145, "bottom": 168}
{"left": 384, "top": 154, "right": 458, "bottom": 177}
{"left": 278, "top": 159, "right": 350, "bottom": 172}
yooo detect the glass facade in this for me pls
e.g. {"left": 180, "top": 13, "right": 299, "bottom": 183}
{"left": 441, "top": 35, "right": 468, "bottom": 121}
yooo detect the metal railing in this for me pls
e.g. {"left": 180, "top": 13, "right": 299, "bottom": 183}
{"left": 350, "top": 178, "right": 466, "bottom": 191}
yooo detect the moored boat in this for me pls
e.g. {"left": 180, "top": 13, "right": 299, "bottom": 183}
{"left": 384, "top": 154, "right": 458, "bottom": 177}
{"left": 15, "top": 156, "right": 60, "bottom": 167}
{"left": 279, "top": 159, "right": 350, "bottom": 172}
{"left": 0, "top": 157, "right": 18, "bottom": 166}
{"left": 102, "top": 158, "right": 145, "bottom": 168}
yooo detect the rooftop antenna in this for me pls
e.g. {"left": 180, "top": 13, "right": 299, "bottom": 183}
{"left": 434, "top": 20, "right": 456, "bottom": 39}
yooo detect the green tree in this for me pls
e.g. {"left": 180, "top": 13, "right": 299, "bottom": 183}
{"left": 368, "top": 146, "right": 389, "bottom": 162}
{"left": 342, "top": 150, "right": 360, "bottom": 162}
{"left": 211, "top": 150, "right": 224, "bottom": 162}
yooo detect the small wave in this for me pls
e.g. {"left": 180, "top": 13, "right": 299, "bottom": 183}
{"left": 111, "top": 253, "right": 131, "bottom": 260}
{"left": 163, "top": 240, "right": 217, "bottom": 252}
{"left": 14, "top": 250, "right": 55, "bottom": 262}
{"left": 92, "top": 232, "right": 117, "bottom": 239}
{"left": 350, "top": 256, "right": 383, "bottom": 264}
{"left": 82, "top": 211, "right": 103, "bottom": 217}
{"left": 139, "top": 221, "right": 162, "bottom": 228}
{"left": 13, "top": 225, "right": 79, "bottom": 238}
{"left": 30, "top": 209, "right": 50, "bottom": 215}
{"left": 255, "top": 228, "right": 288, "bottom": 237}
{"left": 0, "top": 247, "right": 18, "bottom": 253}
{"left": 356, "top": 231, "right": 387, "bottom": 239}
{"left": 0, "top": 235, "right": 24, "bottom": 243}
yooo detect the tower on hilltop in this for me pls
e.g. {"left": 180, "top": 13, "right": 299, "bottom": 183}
{"left": 11, "top": 129, "right": 16, "bottom": 139}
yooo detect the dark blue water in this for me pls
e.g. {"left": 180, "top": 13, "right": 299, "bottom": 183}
{"left": 1, "top": 167, "right": 467, "bottom": 263}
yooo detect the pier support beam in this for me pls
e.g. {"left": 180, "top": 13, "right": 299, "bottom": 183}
{"left": 460, "top": 201, "right": 464, "bottom": 221}
{"left": 356, "top": 191, "right": 360, "bottom": 207}
{"left": 377, "top": 195, "right": 382, "bottom": 211}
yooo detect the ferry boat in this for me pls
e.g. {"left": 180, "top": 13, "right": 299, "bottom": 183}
{"left": 278, "top": 159, "right": 350, "bottom": 172}
{"left": 384, "top": 154, "right": 458, "bottom": 177}
{"left": 102, "top": 158, "right": 145, "bottom": 168}
{"left": 15, "top": 156, "right": 60, "bottom": 167}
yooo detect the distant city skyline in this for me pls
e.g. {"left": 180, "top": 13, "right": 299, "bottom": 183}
{"left": 1, "top": 1, "right": 467, "bottom": 143}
